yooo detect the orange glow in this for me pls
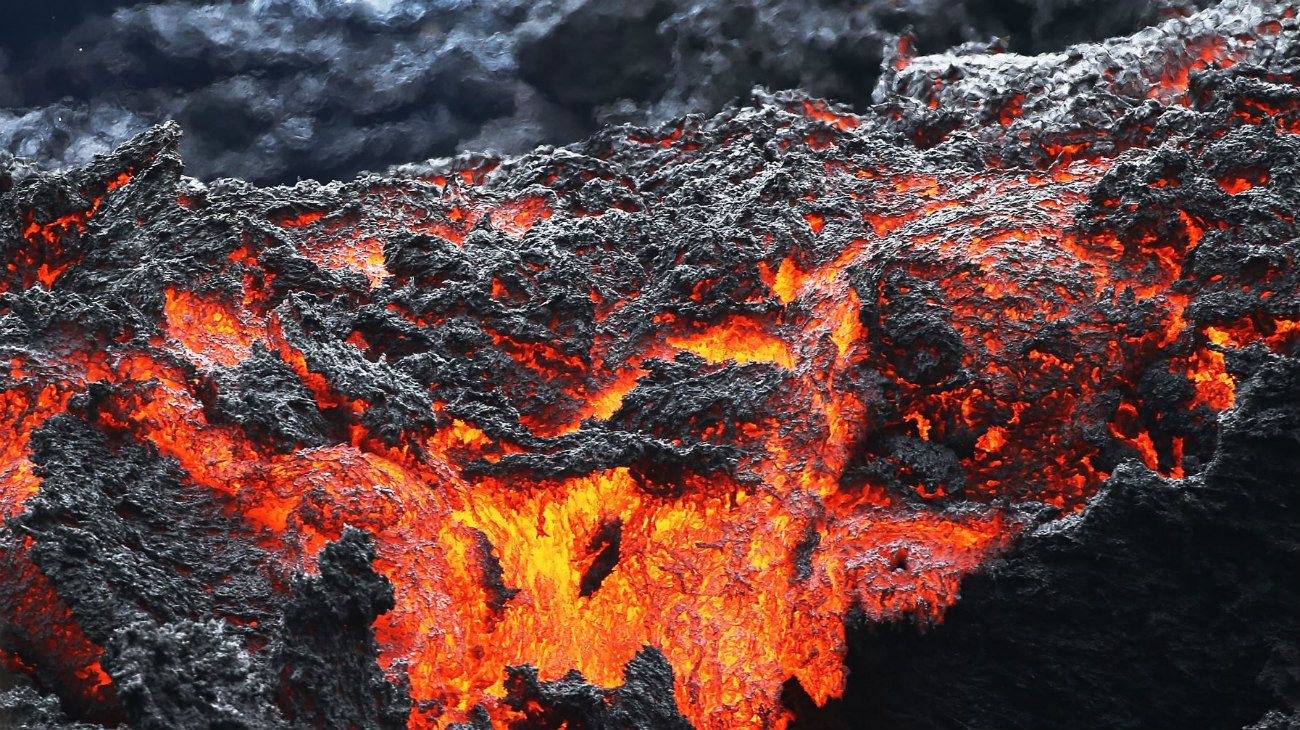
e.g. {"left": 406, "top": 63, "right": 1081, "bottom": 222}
{"left": 490, "top": 195, "right": 553, "bottom": 237}
{"left": 1109, "top": 403, "right": 1160, "bottom": 471}
{"left": 1186, "top": 349, "right": 1236, "bottom": 410}
{"left": 760, "top": 256, "right": 811, "bottom": 306}
{"left": 277, "top": 210, "right": 326, "bottom": 228}
{"left": 0, "top": 541, "right": 116, "bottom": 711}
{"left": 976, "top": 426, "right": 1007, "bottom": 452}
{"left": 163, "top": 287, "right": 262, "bottom": 367}
{"left": 305, "top": 236, "right": 389, "bottom": 287}
{"left": 667, "top": 315, "right": 794, "bottom": 369}
{"left": 1140, "top": 35, "right": 1242, "bottom": 102}
{"left": 1218, "top": 169, "right": 1268, "bottom": 194}
{"left": 546, "top": 368, "right": 647, "bottom": 436}
{"left": 998, "top": 94, "right": 1026, "bottom": 125}
{"left": 0, "top": 386, "right": 66, "bottom": 519}
{"left": 799, "top": 100, "right": 860, "bottom": 131}
{"left": 906, "top": 412, "right": 933, "bottom": 440}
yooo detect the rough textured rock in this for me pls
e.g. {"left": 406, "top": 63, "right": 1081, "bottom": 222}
{"left": 788, "top": 352, "right": 1300, "bottom": 730}
{"left": 0, "top": 1, "right": 1297, "bottom": 728}
{"left": 5, "top": 415, "right": 406, "bottom": 729}
{"left": 498, "top": 648, "right": 694, "bottom": 730}
{"left": 275, "top": 528, "right": 412, "bottom": 730}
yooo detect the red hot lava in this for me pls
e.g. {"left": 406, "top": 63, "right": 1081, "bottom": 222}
{"left": 3, "top": 2, "right": 1300, "bottom": 728}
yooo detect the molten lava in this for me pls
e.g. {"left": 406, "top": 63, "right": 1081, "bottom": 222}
{"left": 3, "top": 2, "right": 1300, "bottom": 729}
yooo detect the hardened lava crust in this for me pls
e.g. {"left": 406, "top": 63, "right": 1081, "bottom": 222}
{"left": 2, "top": 1, "right": 1299, "bottom": 729}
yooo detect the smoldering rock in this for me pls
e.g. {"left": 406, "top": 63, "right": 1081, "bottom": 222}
{"left": 17, "top": 413, "right": 282, "bottom": 642}
{"left": 9, "top": 415, "right": 409, "bottom": 728}
{"left": 0, "top": 684, "right": 107, "bottom": 730}
{"left": 274, "top": 527, "right": 411, "bottom": 730}
{"left": 790, "top": 353, "right": 1300, "bottom": 730}
{"left": 208, "top": 344, "right": 332, "bottom": 453}
{"left": 502, "top": 647, "right": 695, "bottom": 730}
{"left": 0, "top": 1, "right": 1297, "bottom": 728}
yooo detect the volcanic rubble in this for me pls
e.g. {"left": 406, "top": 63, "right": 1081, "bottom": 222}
{"left": 2, "top": 1, "right": 1299, "bottom": 729}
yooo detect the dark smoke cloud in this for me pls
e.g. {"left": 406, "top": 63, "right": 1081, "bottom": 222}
{"left": 1, "top": 0, "right": 1212, "bottom": 184}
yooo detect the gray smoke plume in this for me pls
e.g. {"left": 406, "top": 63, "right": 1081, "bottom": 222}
{"left": 1, "top": 0, "right": 1212, "bottom": 184}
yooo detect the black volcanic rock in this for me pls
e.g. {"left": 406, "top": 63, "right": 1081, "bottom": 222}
{"left": 209, "top": 344, "right": 332, "bottom": 452}
{"left": 0, "top": 684, "right": 106, "bottom": 730}
{"left": 17, "top": 413, "right": 281, "bottom": 643}
{"left": 5, "top": 415, "right": 408, "bottom": 728}
{"left": 274, "top": 528, "right": 411, "bottom": 730}
{"left": 790, "top": 350, "right": 1300, "bottom": 730}
{"left": 107, "top": 619, "right": 281, "bottom": 730}
{"left": 501, "top": 647, "right": 694, "bottom": 730}
{"left": 0, "top": 1, "right": 1297, "bottom": 728}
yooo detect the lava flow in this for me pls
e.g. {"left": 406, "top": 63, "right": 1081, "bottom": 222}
{"left": 3, "top": 2, "right": 1300, "bottom": 729}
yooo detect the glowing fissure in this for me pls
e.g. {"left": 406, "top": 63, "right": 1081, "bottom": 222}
{"left": 3, "top": 4, "right": 1299, "bottom": 728}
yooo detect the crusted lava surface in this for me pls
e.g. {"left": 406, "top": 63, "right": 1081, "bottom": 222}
{"left": 2, "top": 1, "right": 1299, "bottom": 728}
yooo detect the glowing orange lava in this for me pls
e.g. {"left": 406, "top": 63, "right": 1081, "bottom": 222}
{"left": 3, "top": 9, "right": 1299, "bottom": 727}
